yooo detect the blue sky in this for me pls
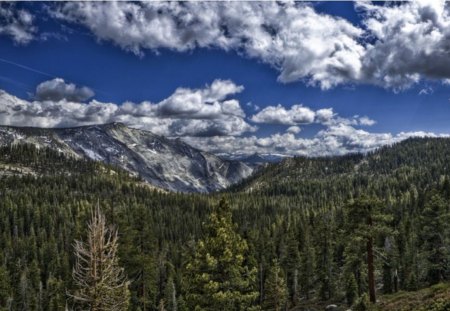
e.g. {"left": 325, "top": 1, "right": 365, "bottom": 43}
{"left": 0, "top": 1, "right": 450, "bottom": 156}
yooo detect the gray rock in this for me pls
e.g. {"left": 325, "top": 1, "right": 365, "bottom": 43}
{"left": 0, "top": 123, "right": 253, "bottom": 192}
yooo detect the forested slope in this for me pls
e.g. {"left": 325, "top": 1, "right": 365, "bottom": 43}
{"left": 1, "top": 138, "right": 450, "bottom": 310}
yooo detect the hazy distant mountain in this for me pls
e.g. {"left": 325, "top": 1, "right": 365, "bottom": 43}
{"left": 222, "top": 152, "right": 288, "bottom": 168}
{"left": 0, "top": 123, "right": 253, "bottom": 192}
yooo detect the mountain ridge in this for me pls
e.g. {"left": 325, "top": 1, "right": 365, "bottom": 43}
{"left": 231, "top": 136, "right": 450, "bottom": 194}
{"left": 0, "top": 122, "right": 253, "bottom": 192}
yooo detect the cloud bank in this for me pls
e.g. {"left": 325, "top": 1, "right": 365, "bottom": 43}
{"left": 0, "top": 78, "right": 444, "bottom": 157}
{"left": 0, "top": 79, "right": 255, "bottom": 137}
{"left": 48, "top": 0, "right": 450, "bottom": 90}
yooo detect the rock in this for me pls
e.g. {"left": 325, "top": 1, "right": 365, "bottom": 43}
{"left": 325, "top": 305, "right": 338, "bottom": 311}
{"left": 0, "top": 123, "right": 253, "bottom": 192}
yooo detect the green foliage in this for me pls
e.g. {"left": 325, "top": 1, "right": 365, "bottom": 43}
{"left": 0, "top": 266, "right": 11, "bottom": 310}
{"left": 353, "top": 294, "right": 371, "bottom": 311}
{"left": 343, "top": 197, "right": 393, "bottom": 303}
{"left": 1, "top": 138, "right": 450, "bottom": 309}
{"left": 184, "top": 199, "right": 258, "bottom": 311}
{"left": 262, "top": 260, "right": 287, "bottom": 311}
{"left": 345, "top": 272, "right": 358, "bottom": 306}
{"left": 419, "top": 193, "right": 450, "bottom": 285}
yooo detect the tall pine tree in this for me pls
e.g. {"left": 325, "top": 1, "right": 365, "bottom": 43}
{"left": 184, "top": 198, "right": 258, "bottom": 311}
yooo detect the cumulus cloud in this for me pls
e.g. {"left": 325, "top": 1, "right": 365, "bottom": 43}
{"left": 0, "top": 79, "right": 255, "bottom": 137}
{"left": 251, "top": 104, "right": 315, "bottom": 125}
{"left": 315, "top": 108, "right": 336, "bottom": 123}
{"left": 49, "top": 0, "right": 450, "bottom": 90}
{"left": 357, "top": 0, "right": 450, "bottom": 89}
{"left": 358, "top": 116, "right": 376, "bottom": 126}
{"left": 0, "top": 82, "right": 444, "bottom": 157}
{"left": 0, "top": 3, "right": 36, "bottom": 44}
{"left": 52, "top": 1, "right": 365, "bottom": 90}
{"left": 35, "top": 78, "right": 95, "bottom": 102}
{"left": 184, "top": 124, "right": 449, "bottom": 158}
{"left": 154, "top": 79, "right": 244, "bottom": 119}
{"left": 249, "top": 105, "right": 375, "bottom": 128}
{"left": 286, "top": 126, "right": 301, "bottom": 134}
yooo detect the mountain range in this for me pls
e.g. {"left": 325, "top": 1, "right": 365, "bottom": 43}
{"left": 0, "top": 122, "right": 253, "bottom": 192}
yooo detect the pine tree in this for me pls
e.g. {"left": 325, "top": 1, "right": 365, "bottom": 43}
{"left": 164, "top": 276, "right": 177, "bottom": 311}
{"left": 300, "top": 227, "right": 315, "bottom": 301}
{"left": 316, "top": 214, "right": 335, "bottom": 300}
{"left": 184, "top": 198, "right": 258, "bottom": 311}
{"left": 262, "top": 259, "right": 287, "bottom": 311}
{"left": 0, "top": 266, "right": 11, "bottom": 310}
{"left": 344, "top": 272, "right": 358, "bottom": 306}
{"left": 420, "top": 193, "right": 449, "bottom": 285}
{"left": 283, "top": 228, "right": 300, "bottom": 304}
{"left": 344, "top": 197, "right": 392, "bottom": 304}
{"left": 71, "top": 206, "right": 130, "bottom": 311}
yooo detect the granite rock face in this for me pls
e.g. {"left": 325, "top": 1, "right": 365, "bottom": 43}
{"left": 0, "top": 123, "right": 253, "bottom": 192}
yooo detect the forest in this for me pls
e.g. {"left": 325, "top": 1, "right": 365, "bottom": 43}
{"left": 1, "top": 138, "right": 450, "bottom": 311}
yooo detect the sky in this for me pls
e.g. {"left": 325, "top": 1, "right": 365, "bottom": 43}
{"left": 1, "top": 1, "right": 450, "bottom": 157}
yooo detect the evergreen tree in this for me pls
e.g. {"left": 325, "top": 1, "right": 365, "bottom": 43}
{"left": 299, "top": 227, "right": 315, "bottom": 301}
{"left": 164, "top": 276, "right": 177, "bottom": 311}
{"left": 420, "top": 193, "right": 449, "bottom": 285}
{"left": 344, "top": 197, "right": 392, "bottom": 303}
{"left": 282, "top": 228, "right": 300, "bottom": 304}
{"left": 0, "top": 266, "right": 11, "bottom": 310}
{"left": 262, "top": 260, "right": 287, "bottom": 311}
{"left": 184, "top": 199, "right": 258, "bottom": 311}
{"left": 344, "top": 272, "right": 358, "bottom": 306}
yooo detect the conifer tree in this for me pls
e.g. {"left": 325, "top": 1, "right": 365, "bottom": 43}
{"left": 71, "top": 206, "right": 130, "bottom": 311}
{"left": 283, "top": 228, "right": 300, "bottom": 304}
{"left": 164, "top": 276, "right": 177, "bottom": 311}
{"left": 0, "top": 266, "right": 11, "bottom": 310}
{"left": 344, "top": 197, "right": 392, "bottom": 304}
{"left": 344, "top": 272, "right": 358, "bottom": 306}
{"left": 420, "top": 193, "right": 449, "bottom": 285}
{"left": 262, "top": 259, "right": 287, "bottom": 311}
{"left": 184, "top": 198, "right": 258, "bottom": 311}
{"left": 300, "top": 227, "right": 315, "bottom": 301}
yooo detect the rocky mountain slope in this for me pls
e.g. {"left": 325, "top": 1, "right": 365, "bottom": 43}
{"left": 0, "top": 123, "right": 253, "bottom": 192}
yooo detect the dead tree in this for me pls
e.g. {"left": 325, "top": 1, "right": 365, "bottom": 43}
{"left": 71, "top": 205, "right": 130, "bottom": 311}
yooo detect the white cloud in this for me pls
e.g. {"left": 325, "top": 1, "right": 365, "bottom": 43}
{"left": 0, "top": 4, "right": 36, "bottom": 44}
{"left": 250, "top": 105, "right": 375, "bottom": 128}
{"left": 184, "top": 124, "right": 448, "bottom": 158}
{"left": 53, "top": 1, "right": 365, "bottom": 90}
{"left": 358, "top": 116, "right": 376, "bottom": 126}
{"left": 0, "top": 79, "right": 256, "bottom": 137}
{"left": 49, "top": 0, "right": 450, "bottom": 90}
{"left": 35, "top": 78, "right": 95, "bottom": 102}
{"left": 357, "top": 0, "right": 450, "bottom": 89}
{"left": 251, "top": 104, "right": 315, "bottom": 125}
{"left": 286, "top": 126, "right": 301, "bottom": 134}
{"left": 1, "top": 82, "right": 444, "bottom": 157}
{"left": 154, "top": 80, "right": 245, "bottom": 119}
{"left": 315, "top": 108, "right": 336, "bottom": 123}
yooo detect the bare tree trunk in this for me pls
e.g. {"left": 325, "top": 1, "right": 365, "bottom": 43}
{"left": 71, "top": 205, "right": 130, "bottom": 310}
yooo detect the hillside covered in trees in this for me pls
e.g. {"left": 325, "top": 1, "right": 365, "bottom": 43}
{"left": 1, "top": 138, "right": 450, "bottom": 310}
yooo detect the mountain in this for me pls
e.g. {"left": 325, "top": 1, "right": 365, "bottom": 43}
{"left": 237, "top": 153, "right": 287, "bottom": 167}
{"left": 0, "top": 123, "right": 253, "bottom": 192}
{"left": 232, "top": 137, "right": 450, "bottom": 193}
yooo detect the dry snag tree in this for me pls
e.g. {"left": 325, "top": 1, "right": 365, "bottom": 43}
{"left": 71, "top": 205, "right": 130, "bottom": 311}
